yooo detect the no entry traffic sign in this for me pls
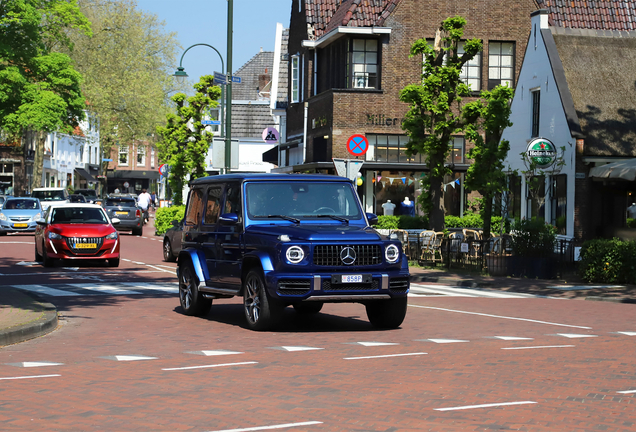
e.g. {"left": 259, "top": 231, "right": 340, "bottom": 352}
{"left": 346, "top": 134, "right": 369, "bottom": 157}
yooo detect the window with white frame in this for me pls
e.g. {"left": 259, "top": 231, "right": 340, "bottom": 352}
{"left": 458, "top": 41, "right": 481, "bottom": 91}
{"left": 119, "top": 145, "right": 129, "bottom": 166}
{"left": 150, "top": 146, "right": 155, "bottom": 168}
{"left": 488, "top": 42, "right": 515, "bottom": 89}
{"left": 291, "top": 55, "right": 299, "bottom": 103}
{"left": 136, "top": 145, "right": 146, "bottom": 166}
{"left": 349, "top": 39, "right": 378, "bottom": 89}
{"left": 448, "top": 137, "right": 465, "bottom": 164}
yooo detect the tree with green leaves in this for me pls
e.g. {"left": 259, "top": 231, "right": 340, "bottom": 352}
{"left": 0, "top": 0, "right": 91, "bottom": 191}
{"left": 156, "top": 75, "right": 221, "bottom": 205}
{"left": 65, "top": 0, "right": 184, "bottom": 187}
{"left": 464, "top": 85, "right": 515, "bottom": 241}
{"left": 400, "top": 16, "right": 483, "bottom": 231}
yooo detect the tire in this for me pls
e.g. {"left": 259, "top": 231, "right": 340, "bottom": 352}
{"left": 179, "top": 261, "right": 212, "bottom": 316}
{"left": 35, "top": 242, "right": 43, "bottom": 262}
{"left": 243, "top": 269, "right": 282, "bottom": 331}
{"left": 109, "top": 258, "right": 120, "bottom": 267}
{"left": 42, "top": 242, "right": 54, "bottom": 268}
{"left": 163, "top": 239, "right": 176, "bottom": 262}
{"left": 0, "top": 231, "right": 6, "bottom": 236}
{"left": 365, "top": 296, "right": 408, "bottom": 329}
{"left": 293, "top": 302, "right": 323, "bottom": 315}
{"left": 132, "top": 226, "right": 143, "bottom": 236}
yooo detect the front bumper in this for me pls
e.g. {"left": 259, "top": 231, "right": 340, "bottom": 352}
{"left": 0, "top": 220, "right": 37, "bottom": 233}
{"left": 264, "top": 270, "right": 410, "bottom": 302}
{"left": 45, "top": 237, "right": 120, "bottom": 260}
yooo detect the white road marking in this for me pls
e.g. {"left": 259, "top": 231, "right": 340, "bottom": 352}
{"left": 162, "top": 361, "right": 258, "bottom": 371}
{"left": 0, "top": 242, "right": 33, "bottom": 244}
{"left": 0, "top": 269, "right": 164, "bottom": 277}
{"left": 614, "top": 331, "right": 636, "bottom": 336}
{"left": 80, "top": 284, "right": 141, "bottom": 295}
{"left": 122, "top": 258, "right": 132, "bottom": 262}
{"left": 101, "top": 355, "right": 158, "bottom": 361}
{"left": 419, "top": 339, "right": 469, "bottom": 344}
{"left": 12, "top": 284, "right": 81, "bottom": 297}
{"left": 145, "top": 264, "right": 175, "bottom": 274}
{"left": 553, "top": 333, "right": 598, "bottom": 338}
{"left": 548, "top": 285, "right": 624, "bottom": 290}
{"left": 156, "top": 264, "right": 175, "bottom": 269}
{"left": 410, "top": 284, "right": 543, "bottom": 298}
{"left": 617, "top": 390, "right": 636, "bottom": 394}
{"left": 187, "top": 350, "right": 244, "bottom": 356}
{"left": 434, "top": 401, "right": 537, "bottom": 411}
{"left": 490, "top": 336, "right": 534, "bottom": 341}
{"left": 141, "top": 236, "right": 148, "bottom": 239}
{"left": 121, "top": 282, "right": 178, "bottom": 293}
{"left": 207, "top": 421, "right": 323, "bottom": 432}
{"left": 355, "top": 341, "right": 399, "bottom": 347}
{"left": 0, "top": 374, "right": 61, "bottom": 381}
{"left": 408, "top": 305, "right": 592, "bottom": 329}
{"left": 7, "top": 362, "right": 64, "bottom": 368}
{"left": 344, "top": 352, "right": 427, "bottom": 360}
{"left": 17, "top": 261, "right": 39, "bottom": 266}
{"left": 502, "top": 345, "right": 575, "bottom": 350}
{"left": 133, "top": 261, "right": 145, "bottom": 265}
{"left": 278, "top": 346, "right": 324, "bottom": 352}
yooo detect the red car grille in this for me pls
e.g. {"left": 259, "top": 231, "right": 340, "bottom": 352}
{"left": 65, "top": 237, "right": 104, "bottom": 254}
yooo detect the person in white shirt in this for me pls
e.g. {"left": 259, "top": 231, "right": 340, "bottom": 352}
{"left": 137, "top": 189, "right": 152, "bottom": 224}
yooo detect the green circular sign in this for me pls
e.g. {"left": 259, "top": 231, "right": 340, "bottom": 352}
{"left": 526, "top": 138, "right": 557, "bottom": 168}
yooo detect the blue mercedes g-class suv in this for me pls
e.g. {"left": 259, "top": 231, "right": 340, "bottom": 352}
{"left": 176, "top": 173, "right": 409, "bottom": 330}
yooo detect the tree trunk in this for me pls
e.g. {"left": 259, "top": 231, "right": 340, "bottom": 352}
{"left": 30, "top": 131, "right": 46, "bottom": 192}
{"left": 482, "top": 192, "right": 493, "bottom": 242}
{"left": 429, "top": 175, "right": 445, "bottom": 231}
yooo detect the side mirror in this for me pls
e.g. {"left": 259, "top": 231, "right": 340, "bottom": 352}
{"left": 219, "top": 213, "right": 239, "bottom": 225}
{"left": 171, "top": 219, "right": 179, "bottom": 227}
{"left": 366, "top": 212, "right": 378, "bottom": 225}
{"left": 111, "top": 218, "right": 121, "bottom": 225}
{"left": 36, "top": 218, "right": 47, "bottom": 226}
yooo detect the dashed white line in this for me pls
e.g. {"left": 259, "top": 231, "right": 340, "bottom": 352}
{"left": 133, "top": 261, "right": 145, "bottom": 265}
{"left": 434, "top": 401, "right": 537, "bottom": 411}
{"left": 145, "top": 264, "right": 175, "bottom": 274}
{"left": 554, "top": 333, "right": 597, "bottom": 338}
{"left": 408, "top": 305, "right": 592, "bottom": 329}
{"left": 122, "top": 258, "right": 132, "bottom": 262}
{"left": 617, "top": 390, "right": 636, "bottom": 394}
{"left": 162, "top": 361, "right": 258, "bottom": 371}
{"left": 344, "top": 352, "right": 426, "bottom": 360}
{"left": 207, "top": 421, "right": 323, "bottom": 432}
{"left": 501, "top": 345, "right": 575, "bottom": 350}
{"left": 0, "top": 374, "right": 61, "bottom": 381}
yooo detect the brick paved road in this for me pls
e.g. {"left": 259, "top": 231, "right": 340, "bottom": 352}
{"left": 1, "top": 234, "right": 635, "bottom": 431}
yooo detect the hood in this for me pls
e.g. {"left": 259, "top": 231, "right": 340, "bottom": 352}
{"left": 1, "top": 209, "right": 41, "bottom": 218}
{"left": 246, "top": 223, "right": 384, "bottom": 242}
{"left": 50, "top": 224, "right": 116, "bottom": 238}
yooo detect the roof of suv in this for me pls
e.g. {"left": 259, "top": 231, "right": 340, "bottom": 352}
{"left": 32, "top": 187, "right": 67, "bottom": 191}
{"left": 190, "top": 173, "right": 349, "bottom": 185}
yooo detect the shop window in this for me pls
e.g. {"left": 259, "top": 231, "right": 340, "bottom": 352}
{"left": 551, "top": 175, "right": 567, "bottom": 234}
{"left": 366, "top": 135, "right": 420, "bottom": 163}
{"left": 505, "top": 175, "right": 522, "bottom": 220}
{"left": 374, "top": 171, "right": 420, "bottom": 216}
{"left": 531, "top": 89, "right": 540, "bottom": 137}
{"left": 119, "top": 145, "right": 129, "bottom": 166}
{"left": 443, "top": 173, "right": 462, "bottom": 217}
{"left": 447, "top": 137, "right": 465, "bottom": 164}
{"left": 137, "top": 145, "right": 146, "bottom": 167}
{"left": 291, "top": 55, "right": 299, "bottom": 103}
{"left": 528, "top": 175, "right": 545, "bottom": 220}
{"left": 348, "top": 39, "right": 378, "bottom": 89}
{"left": 488, "top": 42, "right": 515, "bottom": 89}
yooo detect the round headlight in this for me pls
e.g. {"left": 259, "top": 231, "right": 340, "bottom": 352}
{"left": 385, "top": 244, "right": 400, "bottom": 263}
{"left": 286, "top": 246, "right": 305, "bottom": 264}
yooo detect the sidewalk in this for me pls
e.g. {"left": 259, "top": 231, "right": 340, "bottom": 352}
{"left": 1, "top": 267, "right": 634, "bottom": 346}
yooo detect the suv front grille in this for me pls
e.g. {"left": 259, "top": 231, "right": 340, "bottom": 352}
{"left": 389, "top": 277, "right": 409, "bottom": 293}
{"left": 322, "top": 279, "right": 379, "bottom": 292}
{"left": 277, "top": 279, "right": 311, "bottom": 296}
{"left": 313, "top": 245, "right": 382, "bottom": 267}
{"left": 65, "top": 237, "right": 104, "bottom": 254}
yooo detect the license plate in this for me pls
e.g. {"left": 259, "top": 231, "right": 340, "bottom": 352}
{"left": 115, "top": 211, "right": 127, "bottom": 215}
{"left": 13, "top": 223, "right": 28, "bottom": 228}
{"left": 75, "top": 243, "right": 97, "bottom": 249}
{"left": 341, "top": 274, "right": 363, "bottom": 283}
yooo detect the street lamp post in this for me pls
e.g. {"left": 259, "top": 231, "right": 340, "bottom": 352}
{"left": 174, "top": 44, "right": 226, "bottom": 141}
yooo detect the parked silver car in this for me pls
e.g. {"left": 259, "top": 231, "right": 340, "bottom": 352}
{"left": 0, "top": 197, "right": 42, "bottom": 235}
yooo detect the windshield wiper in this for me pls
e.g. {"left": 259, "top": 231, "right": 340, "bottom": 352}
{"left": 315, "top": 214, "right": 349, "bottom": 224}
{"left": 267, "top": 214, "right": 300, "bottom": 224}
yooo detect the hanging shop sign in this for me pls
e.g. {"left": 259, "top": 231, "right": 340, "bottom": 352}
{"left": 526, "top": 138, "right": 557, "bottom": 169}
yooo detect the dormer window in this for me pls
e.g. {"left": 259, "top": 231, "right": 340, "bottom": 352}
{"left": 348, "top": 39, "right": 378, "bottom": 89}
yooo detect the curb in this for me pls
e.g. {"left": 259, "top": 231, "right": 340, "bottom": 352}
{"left": 0, "top": 298, "right": 58, "bottom": 347}
{"left": 410, "top": 275, "right": 493, "bottom": 288}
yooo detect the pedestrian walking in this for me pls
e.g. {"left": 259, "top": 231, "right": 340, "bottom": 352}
{"left": 150, "top": 191, "right": 157, "bottom": 209}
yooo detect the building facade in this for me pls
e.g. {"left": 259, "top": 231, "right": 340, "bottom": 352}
{"left": 277, "top": 0, "right": 539, "bottom": 216}
{"left": 107, "top": 141, "right": 159, "bottom": 195}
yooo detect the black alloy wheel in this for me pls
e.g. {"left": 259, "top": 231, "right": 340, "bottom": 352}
{"left": 178, "top": 262, "right": 212, "bottom": 316}
{"left": 163, "top": 239, "right": 176, "bottom": 262}
{"left": 243, "top": 269, "right": 282, "bottom": 331}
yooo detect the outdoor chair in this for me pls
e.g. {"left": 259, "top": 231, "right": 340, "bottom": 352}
{"left": 392, "top": 229, "right": 411, "bottom": 259}
{"left": 418, "top": 230, "right": 436, "bottom": 262}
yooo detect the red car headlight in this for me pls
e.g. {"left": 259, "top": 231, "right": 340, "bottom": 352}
{"left": 105, "top": 231, "right": 118, "bottom": 240}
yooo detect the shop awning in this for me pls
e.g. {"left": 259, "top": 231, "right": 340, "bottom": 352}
{"left": 262, "top": 146, "right": 279, "bottom": 164}
{"left": 75, "top": 167, "right": 96, "bottom": 182}
{"left": 589, "top": 158, "right": 636, "bottom": 181}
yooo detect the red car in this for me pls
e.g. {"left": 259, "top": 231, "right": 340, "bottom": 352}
{"left": 35, "top": 203, "right": 121, "bottom": 267}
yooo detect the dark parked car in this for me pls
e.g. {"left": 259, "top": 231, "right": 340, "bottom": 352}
{"left": 69, "top": 194, "right": 87, "bottom": 203}
{"left": 176, "top": 173, "right": 409, "bottom": 331}
{"left": 74, "top": 188, "right": 98, "bottom": 204}
{"left": 163, "top": 219, "right": 183, "bottom": 262}
{"left": 102, "top": 196, "right": 143, "bottom": 236}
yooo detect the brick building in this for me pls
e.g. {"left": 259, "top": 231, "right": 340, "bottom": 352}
{"left": 275, "top": 0, "right": 539, "bottom": 216}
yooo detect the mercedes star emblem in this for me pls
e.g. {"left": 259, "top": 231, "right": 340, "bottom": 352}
{"left": 340, "top": 246, "right": 357, "bottom": 265}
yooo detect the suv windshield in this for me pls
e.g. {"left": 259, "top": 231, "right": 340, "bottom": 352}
{"left": 51, "top": 207, "right": 108, "bottom": 224}
{"left": 106, "top": 198, "right": 136, "bottom": 207}
{"left": 3, "top": 199, "right": 39, "bottom": 210}
{"left": 32, "top": 190, "right": 66, "bottom": 201}
{"left": 75, "top": 189, "right": 97, "bottom": 197}
{"left": 246, "top": 181, "right": 362, "bottom": 220}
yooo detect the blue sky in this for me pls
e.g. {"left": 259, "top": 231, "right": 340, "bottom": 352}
{"left": 136, "top": 0, "right": 291, "bottom": 83}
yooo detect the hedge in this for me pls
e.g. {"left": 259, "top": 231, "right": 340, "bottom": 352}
{"left": 155, "top": 205, "right": 185, "bottom": 236}
{"left": 376, "top": 213, "right": 505, "bottom": 233}
{"left": 579, "top": 238, "right": 636, "bottom": 283}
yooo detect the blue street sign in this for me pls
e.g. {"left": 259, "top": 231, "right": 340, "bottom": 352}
{"left": 213, "top": 73, "right": 227, "bottom": 85}
{"left": 102, "top": 158, "right": 113, "bottom": 162}
{"left": 231, "top": 75, "right": 241, "bottom": 84}
{"left": 202, "top": 120, "right": 221, "bottom": 125}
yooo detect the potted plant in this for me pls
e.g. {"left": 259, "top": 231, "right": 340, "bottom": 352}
{"left": 508, "top": 218, "right": 557, "bottom": 279}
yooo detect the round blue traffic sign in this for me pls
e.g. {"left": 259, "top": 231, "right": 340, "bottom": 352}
{"left": 347, "top": 134, "right": 369, "bottom": 157}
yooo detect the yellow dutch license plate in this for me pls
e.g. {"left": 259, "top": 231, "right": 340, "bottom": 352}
{"left": 75, "top": 243, "right": 97, "bottom": 249}
{"left": 13, "top": 223, "right": 28, "bottom": 228}
{"left": 115, "top": 211, "right": 127, "bottom": 215}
